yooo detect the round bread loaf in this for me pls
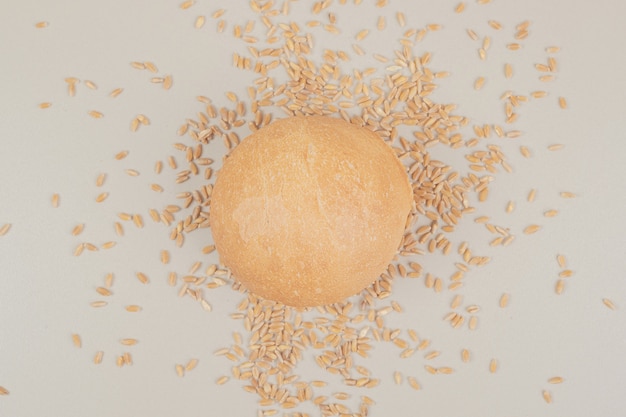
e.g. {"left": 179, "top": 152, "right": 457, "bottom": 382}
{"left": 209, "top": 115, "right": 413, "bottom": 307}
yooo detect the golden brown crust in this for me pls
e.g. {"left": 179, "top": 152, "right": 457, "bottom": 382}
{"left": 210, "top": 115, "right": 412, "bottom": 307}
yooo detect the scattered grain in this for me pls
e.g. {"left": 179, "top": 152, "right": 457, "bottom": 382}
{"left": 72, "top": 333, "right": 82, "bottom": 348}
{"left": 393, "top": 371, "right": 402, "bottom": 384}
{"left": 489, "top": 359, "right": 498, "bottom": 373}
{"left": 544, "top": 210, "right": 559, "bottom": 217}
{"left": 73, "top": 243, "right": 85, "bottom": 256}
{"left": 202, "top": 245, "right": 216, "bottom": 254}
{"left": 201, "top": 299, "right": 213, "bottom": 311}
{"left": 548, "top": 57, "right": 557, "bottom": 71}
{"left": 555, "top": 279, "right": 565, "bottom": 295}
{"left": 407, "top": 376, "right": 420, "bottom": 390}
{"left": 524, "top": 225, "right": 541, "bottom": 234}
{"left": 50, "top": 6, "right": 580, "bottom": 411}
{"left": 602, "top": 298, "right": 616, "bottom": 310}
{"left": 504, "top": 63, "right": 513, "bottom": 79}
{"left": 88, "top": 110, "right": 104, "bottom": 119}
{"left": 195, "top": 16, "right": 205, "bottom": 29}
{"left": 168, "top": 272, "right": 177, "bottom": 286}
{"left": 130, "top": 118, "right": 141, "bottom": 132}
{"left": 0, "top": 223, "right": 12, "bottom": 236}
{"left": 163, "top": 75, "right": 173, "bottom": 90}
{"left": 132, "top": 214, "right": 144, "bottom": 228}
{"left": 482, "top": 36, "right": 490, "bottom": 50}
{"left": 96, "top": 287, "right": 112, "bottom": 296}
{"left": 355, "top": 29, "right": 369, "bottom": 41}
{"left": 531, "top": 90, "right": 547, "bottom": 98}
{"left": 143, "top": 61, "right": 159, "bottom": 74}
{"left": 542, "top": 390, "right": 552, "bottom": 404}
{"left": 396, "top": 12, "right": 406, "bottom": 27}
{"left": 548, "top": 376, "right": 564, "bottom": 384}
{"left": 137, "top": 114, "right": 150, "bottom": 125}
{"left": 136, "top": 272, "right": 149, "bottom": 284}
{"left": 95, "top": 173, "right": 106, "bottom": 187}
{"left": 186, "top": 359, "right": 199, "bottom": 371}
{"left": 559, "top": 270, "right": 573, "bottom": 278}
{"left": 488, "top": 20, "right": 502, "bottom": 30}
{"left": 101, "top": 241, "right": 116, "bottom": 250}
{"left": 499, "top": 293, "right": 509, "bottom": 308}
{"left": 104, "top": 273, "right": 114, "bottom": 288}
{"left": 180, "top": 0, "right": 194, "bottom": 9}
{"left": 91, "top": 301, "right": 108, "bottom": 308}
{"left": 376, "top": 16, "right": 386, "bottom": 30}
{"left": 66, "top": 78, "right": 77, "bottom": 96}
{"left": 468, "top": 316, "right": 478, "bottom": 330}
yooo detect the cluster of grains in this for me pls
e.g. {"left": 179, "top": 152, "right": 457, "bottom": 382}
{"left": 175, "top": 359, "right": 199, "bottom": 377}
{"left": 541, "top": 375, "right": 565, "bottom": 404}
{"left": 555, "top": 253, "right": 571, "bottom": 295}
{"left": 44, "top": 0, "right": 587, "bottom": 415}
{"left": 214, "top": 292, "right": 426, "bottom": 414}
{"left": 156, "top": 1, "right": 573, "bottom": 414}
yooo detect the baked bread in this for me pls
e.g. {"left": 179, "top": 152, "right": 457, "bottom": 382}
{"left": 209, "top": 115, "right": 413, "bottom": 307}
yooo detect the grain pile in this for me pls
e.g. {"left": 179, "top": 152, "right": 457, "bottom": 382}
{"left": 37, "top": 0, "right": 584, "bottom": 415}
{"left": 157, "top": 1, "right": 569, "bottom": 414}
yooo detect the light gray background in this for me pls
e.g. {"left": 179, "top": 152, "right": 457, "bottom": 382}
{"left": 1, "top": 0, "right": 625, "bottom": 416}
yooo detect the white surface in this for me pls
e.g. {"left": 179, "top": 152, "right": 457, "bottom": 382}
{"left": 1, "top": 0, "right": 626, "bottom": 416}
